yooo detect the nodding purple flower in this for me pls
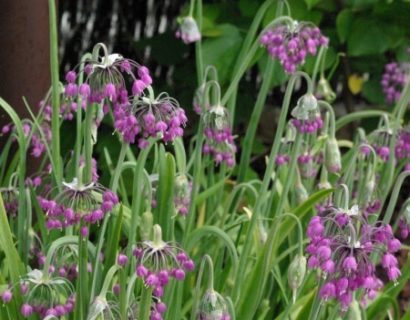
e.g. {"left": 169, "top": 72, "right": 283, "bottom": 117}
{"left": 176, "top": 16, "right": 201, "bottom": 44}
{"left": 395, "top": 127, "right": 410, "bottom": 165}
{"left": 260, "top": 21, "right": 328, "bottom": 73}
{"left": 174, "top": 175, "right": 192, "bottom": 217}
{"left": 306, "top": 205, "right": 401, "bottom": 310}
{"left": 17, "top": 269, "right": 75, "bottom": 319}
{"left": 197, "top": 289, "right": 231, "bottom": 320}
{"left": 73, "top": 52, "right": 152, "bottom": 103}
{"left": 39, "top": 177, "right": 118, "bottom": 230}
{"left": 291, "top": 94, "right": 323, "bottom": 135}
{"left": 134, "top": 225, "right": 194, "bottom": 299}
{"left": 117, "top": 254, "right": 129, "bottom": 267}
{"left": 1, "top": 289, "right": 12, "bottom": 303}
{"left": 1, "top": 187, "right": 19, "bottom": 218}
{"left": 381, "top": 62, "right": 409, "bottom": 104}
{"left": 113, "top": 92, "right": 187, "bottom": 147}
{"left": 203, "top": 105, "right": 236, "bottom": 167}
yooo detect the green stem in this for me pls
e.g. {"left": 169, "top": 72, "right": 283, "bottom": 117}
{"left": 226, "top": 0, "right": 276, "bottom": 117}
{"left": 84, "top": 103, "right": 95, "bottom": 184}
{"left": 126, "top": 139, "right": 157, "bottom": 260}
{"left": 75, "top": 53, "right": 92, "bottom": 179}
{"left": 75, "top": 229, "right": 89, "bottom": 319}
{"left": 335, "top": 110, "right": 387, "bottom": 131}
{"left": 139, "top": 287, "right": 153, "bottom": 320}
{"left": 233, "top": 72, "right": 311, "bottom": 300}
{"left": 48, "top": 0, "right": 62, "bottom": 186}
{"left": 237, "top": 57, "right": 275, "bottom": 182}
{"left": 111, "top": 143, "right": 128, "bottom": 193}
{"left": 195, "top": 0, "right": 204, "bottom": 84}
{"left": 383, "top": 171, "right": 410, "bottom": 224}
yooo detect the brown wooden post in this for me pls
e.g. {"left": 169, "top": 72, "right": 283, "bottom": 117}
{"left": 0, "top": 0, "right": 51, "bottom": 122}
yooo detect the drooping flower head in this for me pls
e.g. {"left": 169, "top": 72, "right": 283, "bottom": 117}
{"left": 176, "top": 16, "right": 201, "bottom": 44}
{"left": 291, "top": 94, "right": 323, "bottom": 134}
{"left": 381, "top": 62, "right": 409, "bottom": 104}
{"left": 203, "top": 105, "right": 236, "bottom": 167}
{"left": 17, "top": 269, "right": 75, "bottom": 318}
{"left": 1, "top": 187, "right": 19, "bottom": 218}
{"left": 260, "top": 20, "right": 328, "bottom": 73}
{"left": 174, "top": 175, "right": 192, "bottom": 217}
{"left": 197, "top": 290, "right": 231, "bottom": 320}
{"left": 306, "top": 205, "right": 401, "bottom": 311}
{"left": 39, "top": 177, "right": 118, "bottom": 230}
{"left": 134, "top": 225, "right": 195, "bottom": 298}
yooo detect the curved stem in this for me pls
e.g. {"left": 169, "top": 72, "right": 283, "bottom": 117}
{"left": 335, "top": 110, "right": 387, "bottom": 131}
{"left": 48, "top": 0, "right": 62, "bottom": 186}
{"left": 383, "top": 171, "right": 410, "bottom": 224}
{"left": 318, "top": 100, "right": 336, "bottom": 137}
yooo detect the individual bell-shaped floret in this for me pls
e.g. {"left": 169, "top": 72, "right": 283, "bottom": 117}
{"left": 176, "top": 16, "right": 201, "bottom": 44}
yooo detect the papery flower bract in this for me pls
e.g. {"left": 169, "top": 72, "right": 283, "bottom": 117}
{"left": 197, "top": 289, "right": 231, "bottom": 320}
{"left": 176, "top": 16, "right": 201, "bottom": 44}
{"left": 291, "top": 94, "right": 323, "bottom": 134}
{"left": 260, "top": 21, "right": 328, "bottom": 73}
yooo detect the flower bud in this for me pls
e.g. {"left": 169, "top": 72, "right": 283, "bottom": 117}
{"left": 198, "top": 290, "right": 230, "bottom": 320}
{"left": 295, "top": 182, "right": 309, "bottom": 204}
{"left": 316, "top": 78, "right": 336, "bottom": 103}
{"left": 176, "top": 17, "right": 201, "bottom": 44}
{"left": 288, "top": 255, "right": 307, "bottom": 291}
{"left": 140, "top": 211, "right": 153, "bottom": 241}
{"left": 325, "top": 138, "right": 341, "bottom": 173}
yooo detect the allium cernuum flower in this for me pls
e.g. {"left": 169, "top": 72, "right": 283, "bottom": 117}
{"left": 198, "top": 289, "right": 231, "bottom": 320}
{"left": 260, "top": 21, "right": 328, "bottom": 73}
{"left": 306, "top": 205, "right": 401, "bottom": 311}
{"left": 174, "top": 175, "right": 192, "bottom": 217}
{"left": 77, "top": 52, "right": 152, "bottom": 103}
{"left": 291, "top": 94, "right": 323, "bottom": 134}
{"left": 39, "top": 177, "right": 118, "bottom": 230}
{"left": 203, "top": 105, "right": 236, "bottom": 167}
{"left": 134, "top": 225, "right": 194, "bottom": 298}
{"left": 17, "top": 269, "right": 75, "bottom": 318}
{"left": 381, "top": 62, "right": 409, "bottom": 104}
{"left": 176, "top": 16, "right": 201, "bottom": 44}
{"left": 113, "top": 91, "right": 187, "bottom": 148}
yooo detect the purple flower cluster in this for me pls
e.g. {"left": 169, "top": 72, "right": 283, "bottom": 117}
{"left": 291, "top": 116, "right": 323, "bottom": 134}
{"left": 203, "top": 106, "right": 236, "bottom": 167}
{"left": 395, "top": 128, "right": 410, "bottom": 166}
{"left": 260, "top": 23, "right": 328, "bottom": 73}
{"left": 3, "top": 270, "right": 76, "bottom": 318}
{"left": 306, "top": 205, "right": 401, "bottom": 310}
{"left": 113, "top": 93, "right": 187, "bottom": 148}
{"left": 134, "top": 225, "right": 194, "bottom": 320}
{"left": 174, "top": 175, "right": 192, "bottom": 217}
{"left": 0, "top": 188, "right": 18, "bottom": 217}
{"left": 39, "top": 180, "right": 118, "bottom": 230}
{"left": 381, "top": 62, "right": 409, "bottom": 104}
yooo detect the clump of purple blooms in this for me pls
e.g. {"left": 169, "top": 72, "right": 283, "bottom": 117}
{"left": 203, "top": 105, "right": 236, "bottom": 167}
{"left": 260, "top": 22, "right": 328, "bottom": 73}
{"left": 381, "top": 62, "right": 409, "bottom": 104}
{"left": 174, "top": 175, "right": 192, "bottom": 217}
{"left": 134, "top": 225, "right": 194, "bottom": 319}
{"left": 306, "top": 205, "right": 401, "bottom": 310}
{"left": 38, "top": 179, "right": 118, "bottom": 230}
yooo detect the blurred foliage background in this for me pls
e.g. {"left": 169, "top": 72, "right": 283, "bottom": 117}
{"left": 58, "top": 0, "right": 410, "bottom": 181}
